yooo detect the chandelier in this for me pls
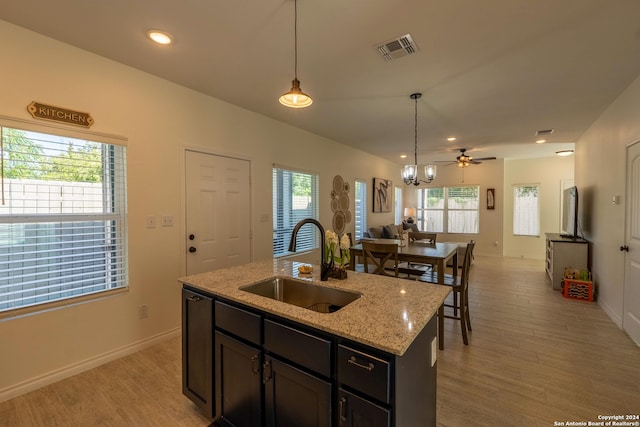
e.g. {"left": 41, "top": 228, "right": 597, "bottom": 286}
{"left": 402, "top": 93, "right": 436, "bottom": 186}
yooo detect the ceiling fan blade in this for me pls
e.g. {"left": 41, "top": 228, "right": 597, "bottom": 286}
{"left": 434, "top": 160, "right": 456, "bottom": 164}
{"left": 472, "top": 156, "right": 497, "bottom": 161}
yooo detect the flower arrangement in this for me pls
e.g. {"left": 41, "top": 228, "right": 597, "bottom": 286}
{"left": 325, "top": 230, "right": 338, "bottom": 264}
{"left": 338, "top": 233, "right": 351, "bottom": 268}
{"left": 324, "top": 230, "right": 350, "bottom": 279}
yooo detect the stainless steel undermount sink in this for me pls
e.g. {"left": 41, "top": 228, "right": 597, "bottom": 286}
{"left": 240, "top": 277, "right": 362, "bottom": 313}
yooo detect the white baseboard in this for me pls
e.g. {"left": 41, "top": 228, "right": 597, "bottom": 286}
{"left": 0, "top": 327, "right": 180, "bottom": 403}
{"left": 598, "top": 297, "right": 623, "bottom": 329}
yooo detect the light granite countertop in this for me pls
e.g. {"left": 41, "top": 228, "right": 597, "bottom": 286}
{"left": 178, "top": 259, "right": 451, "bottom": 356}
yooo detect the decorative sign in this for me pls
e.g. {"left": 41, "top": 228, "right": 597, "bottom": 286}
{"left": 27, "top": 101, "right": 94, "bottom": 128}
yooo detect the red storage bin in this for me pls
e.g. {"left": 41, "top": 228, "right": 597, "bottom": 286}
{"left": 563, "top": 279, "right": 593, "bottom": 301}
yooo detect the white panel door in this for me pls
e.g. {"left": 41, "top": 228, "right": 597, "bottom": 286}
{"left": 185, "top": 150, "right": 250, "bottom": 275}
{"left": 623, "top": 141, "right": 640, "bottom": 346}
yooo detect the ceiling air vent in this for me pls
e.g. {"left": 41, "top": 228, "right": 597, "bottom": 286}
{"left": 375, "top": 34, "right": 419, "bottom": 61}
{"left": 536, "top": 129, "right": 555, "bottom": 136}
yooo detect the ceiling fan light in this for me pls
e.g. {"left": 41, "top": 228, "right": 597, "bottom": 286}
{"left": 279, "top": 78, "right": 313, "bottom": 108}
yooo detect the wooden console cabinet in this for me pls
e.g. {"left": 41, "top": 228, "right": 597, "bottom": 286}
{"left": 545, "top": 233, "right": 589, "bottom": 291}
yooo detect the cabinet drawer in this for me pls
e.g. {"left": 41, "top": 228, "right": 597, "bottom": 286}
{"left": 264, "top": 319, "right": 331, "bottom": 377}
{"left": 337, "top": 344, "right": 390, "bottom": 404}
{"left": 215, "top": 301, "right": 261, "bottom": 345}
{"left": 338, "top": 388, "right": 390, "bottom": 427}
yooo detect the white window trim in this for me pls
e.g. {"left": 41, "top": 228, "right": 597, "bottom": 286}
{"left": 272, "top": 165, "right": 320, "bottom": 257}
{"left": 354, "top": 179, "right": 367, "bottom": 241}
{"left": 0, "top": 117, "right": 128, "bottom": 317}
{"left": 418, "top": 185, "right": 480, "bottom": 234}
{"left": 513, "top": 183, "right": 541, "bottom": 237}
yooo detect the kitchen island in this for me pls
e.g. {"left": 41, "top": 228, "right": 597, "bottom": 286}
{"left": 179, "top": 259, "right": 450, "bottom": 427}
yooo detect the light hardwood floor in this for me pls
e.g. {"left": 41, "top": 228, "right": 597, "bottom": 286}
{"left": 1, "top": 256, "right": 639, "bottom": 426}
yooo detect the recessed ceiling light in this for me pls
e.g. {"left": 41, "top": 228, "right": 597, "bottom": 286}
{"left": 400, "top": 154, "right": 407, "bottom": 159}
{"left": 147, "top": 30, "right": 173, "bottom": 45}
{"left": 556, "top": 150, "right": 574, "bottom": 156}
{"left": 447, "top": 137, "right": 456, "bottom": 142}
{"left": 536, "top": 139, "right": 546, "bottom": 144}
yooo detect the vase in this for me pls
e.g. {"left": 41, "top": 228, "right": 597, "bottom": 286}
{"left": 329, "top": 267, "right": 348, "bottom": 280}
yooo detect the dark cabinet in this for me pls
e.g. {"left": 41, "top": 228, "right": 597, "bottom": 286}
{"left": 182, "top": 288, "right": 214, "bottom": 418}
{"left": 214, "top": 331, "right": 262, "bottom": 427}
{"left": 338, "top": 388, "right": 390, "bottom": 427}
{"left": 182, "top": 286, "right": 438, "bottom": 427}
{"left": 263, "top": 355, "right": 332, "bottom": 427}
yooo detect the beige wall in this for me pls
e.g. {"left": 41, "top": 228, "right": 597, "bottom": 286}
{"left": 575, "top": 73, "right": 640, "bottom": 326}
{"left": 0, "top": 21, "right": 399, "bottom": 397}
{"left": 503, "top": 156, "right": 575, "bottom": 259}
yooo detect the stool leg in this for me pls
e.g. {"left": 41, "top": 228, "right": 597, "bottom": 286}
{"left": 438, "top": 304, "right": 444, "bottom": 350}
{"left": 465, "top": 288, "right": 472, "bottom": 332}
{"left": 460, "top": 291, "right": 469, "bottom": 345}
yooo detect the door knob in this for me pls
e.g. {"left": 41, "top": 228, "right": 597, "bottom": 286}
{"left": 188, "top": 234, "right": 195, "bottom": 240}
{"left": 189, "top": 246, "right": 197, "bottom": 253}
{"left": 620, "top": 245, "right": 629, "bottom": 252}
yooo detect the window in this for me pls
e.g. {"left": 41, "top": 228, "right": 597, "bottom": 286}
{"left": 447, "top": 186, "right": 479, "bottom": 233}
{"left": 513, "top": 184, "right": 540, "bottom": 236}
{"left": 272, "top": 166, "right": 319, "bottom": 257}
{"left": 0, "top": 125, "right": 128, "bottom": 313}
{"left": 354, "top": 180, "right": 367, "bottom": 241}
{"left": 417, "top": 186, "right": 479, "bottom": 233}
{"left": 417, "top": 187, "right": 444, "bottom": 232}
{"left": 394, "top": 186, "right": 403, "bottom": 224}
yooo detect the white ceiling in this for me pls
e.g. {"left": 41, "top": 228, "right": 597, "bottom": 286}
{"left": 3, "top": 0, "right": 640, "bottom": 165}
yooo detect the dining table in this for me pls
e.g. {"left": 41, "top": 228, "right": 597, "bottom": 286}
{"left": 349, "top": 239, "right": 459, "bottom": 285}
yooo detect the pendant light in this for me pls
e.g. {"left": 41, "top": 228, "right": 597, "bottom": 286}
{"left": 402, "top": 93, "right": 437, "bottom": 185}
{"left": 279, "top": 0, "right": 313, "bottom": 108}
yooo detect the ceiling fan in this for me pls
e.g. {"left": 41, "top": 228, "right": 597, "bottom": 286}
{"left": 437, "top": 148, "right": 497, "bottom": 168}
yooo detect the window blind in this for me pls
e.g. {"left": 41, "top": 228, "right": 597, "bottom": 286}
{"left": 418, "top": 186, "right": 479, "bottom": 233}
{"left": 447, "top": 186, "right": 479, "bottom": 233}
{"left": 513, "top": 184, "right": 540, "bottom": 236}
{"left": 0, "top": 126, "right": 128, "bottom": 312}
{"left": 354, "top": 180, "right": 367, "bottom": 240}
{"left": 394, "top": 186, "right": 402, "bottom": 224}
{"left": 272, "top": 167, "right": 319, "bottom": 257}
{"left": 417, "top": 187, "right": 444, "bottom": 232}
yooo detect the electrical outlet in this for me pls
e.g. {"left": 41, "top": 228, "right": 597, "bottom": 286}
{"left": 138, "top": 304, "right": 149, "bottom": 319}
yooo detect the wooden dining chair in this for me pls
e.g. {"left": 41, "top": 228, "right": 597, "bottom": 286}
{"left": 400, "top": 232, "right": 437, "bottom": 276}
{"left": 408, "top": 231, "right": 437, "bottom": 243}
{"left": 361, "top": 241, "right": 399, "bottom": 277}
{"left": 422, "top": 240, "right": 475, "bottom": 349}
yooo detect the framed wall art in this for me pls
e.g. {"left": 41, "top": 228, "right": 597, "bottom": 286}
{"left": 373, "top": 177, "right": 392, "bottom": 212}
{"left": 487, "top": 188, "right": 495, "bottom": 210}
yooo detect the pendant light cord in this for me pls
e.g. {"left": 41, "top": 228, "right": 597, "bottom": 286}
{"left": 414, "top": 94, "right": 418, "bottom": 166}
{"left": 294, "top": 0, "right": 298, "bottom": 80}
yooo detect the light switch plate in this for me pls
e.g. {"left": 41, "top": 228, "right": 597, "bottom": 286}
{"left": 146, "top": 215, "right": 157, "bottom": 228}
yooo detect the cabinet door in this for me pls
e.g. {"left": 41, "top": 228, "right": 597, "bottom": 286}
{"left": 214, "top": 332, "right": 262, "bottom": 427}
{"left": 338, "top": 389, "right": 390, "bottom": 427}
{"left": 182, "top": 288, "right": 214, "bottom": 418}
{"left": 264, "top": 356, "right": 332, "bottom": 427}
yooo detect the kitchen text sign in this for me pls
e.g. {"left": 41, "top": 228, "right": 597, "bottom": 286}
{"left": 27, "top": 101, "right": 94, "bottom": 128}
